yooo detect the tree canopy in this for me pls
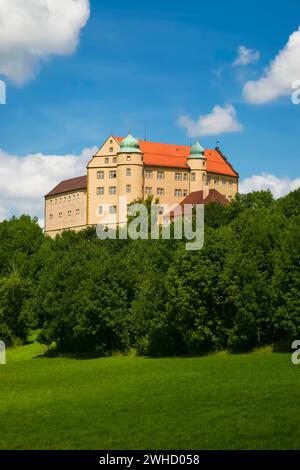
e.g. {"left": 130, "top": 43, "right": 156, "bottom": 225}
{"left": 0, "top": 190, "right": 299, "bottom": 355}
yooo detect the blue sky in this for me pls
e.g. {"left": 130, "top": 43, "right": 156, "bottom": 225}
{"left": 0, "top": 0, "right": 299, "bottom": 220}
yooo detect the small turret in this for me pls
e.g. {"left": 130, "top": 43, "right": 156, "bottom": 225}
{"left": 119, "top": 134, "right": 142, "bottom": 154}
{"left": 190, "top": 140, "right": 205, "bottom": 159}
{"left": 187, "top": 139, "right": 207, "bottom": 192}
{"left": 117, "top": 133, "right": 144, "bottom": 219}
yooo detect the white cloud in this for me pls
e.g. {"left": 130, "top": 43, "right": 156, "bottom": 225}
{"left": 233, "top": 45, "right": 260, "bottom": 66}
{"left": 178, "top": 104, "right": 243, "bottom": 138}
{"left": 243, "top": 27, "right": 300, "bottom": 104}
{"left": 240, "top": 173, "right": 300, "bottom": 199}
{"left": 0, "top": 0, "right": 90, "bottom": 85}
{"left": 0, "top": 146, "right": 97, "bottom": 225}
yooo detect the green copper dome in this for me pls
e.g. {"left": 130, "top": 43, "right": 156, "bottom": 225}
{"left": 119, "top": 133, "right": 142, "bottom": 153}
{"left": 190, "top": 140, "right": 205, "bottom": 159}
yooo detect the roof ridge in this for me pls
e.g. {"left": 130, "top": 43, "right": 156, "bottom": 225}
{"left": 215, "top": 147, "right": 239, "bottom": 177}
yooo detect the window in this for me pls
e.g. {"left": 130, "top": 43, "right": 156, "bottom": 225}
{"left": 50, "top": 214, "right": 53, "bottom": 220}
{"left": 191, "top": 173, "right": 196, "bottom": 181}
{"left": 126, "top": 155, "right": 131, "bottom": 161}
{"left": 214, "top": 177, "right": 219, "bottom": 185}
{"left": 60, "top": 198, "right": 62, "bottom": 203}
{"left": 109, "top": 170, "right": 117, "bottom": 179}
{"left": 158, "top": 206, "right": 164, "bottom": 215}
{"left": 76, "top": 209, "right": 80, "bottom": 215}
{"left": 68, "top": 195, "right": 71, "bottom": 200}
{"left": 55, "top": 199, "right": 57, "bottom": 204}
{"left": 126, "top": 168, "right": 131, "bottom": 177}
{"left": 183, "top": 189, "right": 188, "bottom": 197}
{"left": 157, "top": 171, "right": 165, "bottom": 180}
{"left": 97, "top": 187, "right": 104, "bottom": 195}
{"left": 145, "top": 187, "right": 152, "bottom": 195}
{"left": 97, "top": 171, "right": 104, "bottom": 179}
{"left": 50, "top": 200, "right": 52, "bottom": 204}
{"left": 175, "top": 189, "right": 182, "bottom": 197}
{"left": 109, "top": 205, "right": 117, "bottom": 214}
{"left": 64, "top": 196, "right": 66, "bottom": 201}
{"left": 109, "top": 147, "right": 113, "bottom": 153}
{"left": 202, "top": 174, "right": 206, "bottom": 181}
{"left": 59, "top": 212, "right": 62, "bottom": 218}
{"left": 77, "top": 193, "right": 80, "bottom": 199}
{"left": 73, "top": 194, "right": 75, "bottom": 199}
{"left": 229, "top": 179, "right": 233, "bottom": 186}
{"left": 126, "top": 185, "right": 131, "bottom": 193}
{"left": 98, "top": 206, "right": 103, "bottom": 215}
{"left": 157, "top": 188, "right": 164, "bottom": 196}
{"left": 222, "top": 178, "right": 226, "bottom": 185}
{"left": 110, "top": 139, "right": 113, "bottom": 144}
{"left": 109, "top": 186, "right": 117, "bottom": 195}
{"left": 113, "top": 157, "right": 117, "bottom": 163}
{"left": 183, "top": 173, "right": 188, "bottom": 181}
{"left": 175, "top": 172, "right": 182, "bottom": 181}
{"left": 207, "top": 175, "right": 211, "bottom": 184}
{"left": 68, "top": 210, "right": 72, "bottom": 216}
{"left": 145, "top": 170, "right": 153, "bottom": 179}
{"left": 105, "top": 157, "right": 109, "bottom": 164}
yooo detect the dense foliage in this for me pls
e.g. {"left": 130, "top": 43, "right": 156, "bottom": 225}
{"left": 0, "top": 190, "right": 299, "bottom": 355}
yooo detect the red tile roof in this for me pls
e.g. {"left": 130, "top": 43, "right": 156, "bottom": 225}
{"left": 169, "top": 189, "right": 230, "bottom": 218}
{"left": 45, "top": 175, "right": 87, "bottom": 197}
{"left": 115, "top": 137, "right": 238, "bottom": 177}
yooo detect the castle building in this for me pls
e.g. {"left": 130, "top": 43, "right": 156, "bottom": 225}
{"left": 44, "top": 134, "right": 239, "bottom": 237}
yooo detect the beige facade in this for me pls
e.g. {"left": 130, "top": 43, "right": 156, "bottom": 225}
{"left": 45, "top": 188, "right": 87, "bottom": 237}
{"left": 44, "top": 135, "right": 239, "bottom": 237}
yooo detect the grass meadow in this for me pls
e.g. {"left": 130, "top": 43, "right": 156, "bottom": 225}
{"left": 1, "top": 343, "right": 299, "bottom": 450}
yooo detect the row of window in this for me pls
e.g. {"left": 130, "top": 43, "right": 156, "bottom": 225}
{"left": 145, "top": 170, "right": 190, "bottom": 181}
{"left": 98, "top": 206, "right": 117, "bottom": 215}
{"left": 97, "top": 185, "right": 132, "bottom": 195}
{"left": 49, "top": 209, "right": 80, "bottom": 219}
{"left": 97, "top": 170, "right": 117, "bottom": 179}
{"left": 207, "top": 176, "right": 234, "bottom": 185}
{"left": 145, "top": 187, "right": 188, "bottom": 197}
{"left": 102, "top": 155, "right": 132, "bottom": 164}
{"left": 49, "top": 193, "right": 80, "bottom": 204}
{"left": 98, "top": 205, "right": 165, "bottom": 216}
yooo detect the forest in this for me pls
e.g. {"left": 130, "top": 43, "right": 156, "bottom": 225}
{"left": 0, "top": 189, "right": 299, "bottom": 356}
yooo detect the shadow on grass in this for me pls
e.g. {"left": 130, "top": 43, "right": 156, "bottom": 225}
{"left": 32, "top": 342, "right": 282, "bottom": 361}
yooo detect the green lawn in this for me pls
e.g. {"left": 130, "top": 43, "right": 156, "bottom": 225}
{"left": 1, "top": 343, "right": 299, "bottom": 450}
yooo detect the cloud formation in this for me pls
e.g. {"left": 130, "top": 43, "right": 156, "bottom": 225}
{"left": 243, "top": 26, "right": 300, "bottom": 104}
{"left": 0, "top": 0, "right": 90, "bottom": 84}
{"left": 233, "top": 45, "right": 260, "bottom": 66}
{"left": 0, "top": 146, "right": 97, "bottom": 225}
{"left": 239, "top": 173, "right": 300, "bottom": 199}
{"left": 178, "top": 104, "right": 243, "bottom": 138}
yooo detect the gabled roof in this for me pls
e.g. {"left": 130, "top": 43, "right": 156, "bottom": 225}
{"left": 115, "top": 137, "right": 238, "bottom": 177}
{"left": 169, "top": 189, "right": 230, "bottom": 218}
{"left": 45, "top": 176, "right": 87, "bottom": 197}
